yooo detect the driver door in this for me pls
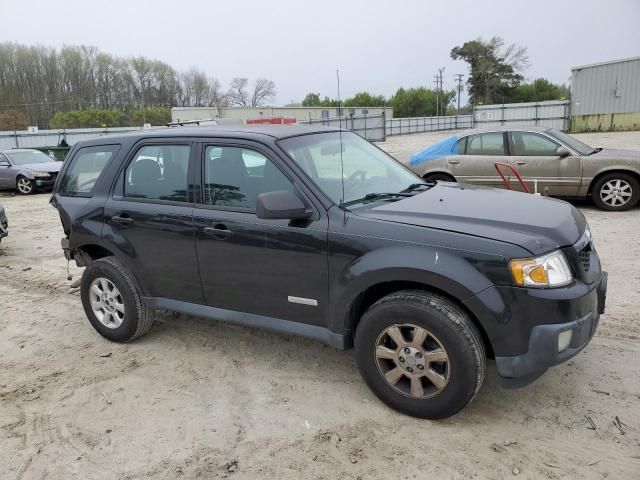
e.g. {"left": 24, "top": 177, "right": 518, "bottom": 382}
{"left": 0, "top": 154, "right": 13, "bottom": 187}
{"left": 507, "top": 131, "right": 581, "bottom": 196}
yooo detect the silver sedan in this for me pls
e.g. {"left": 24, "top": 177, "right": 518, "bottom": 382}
{"left": 405, "top": 127, "right": 640, "bottom": 211}
{"left": 0, "top": 149, "right": 62, "bottom": 195}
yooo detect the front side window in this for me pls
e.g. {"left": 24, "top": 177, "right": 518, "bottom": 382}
{"left": 60, "top": 145, "right": 119, "bottom": 195}
{"left": 466, "top": 133, "right": 506, "bottom": 156}
{"left": 279, "top": 132, "right": 419, "bottom": 205}
{"left": 511, "top": 132, "right": 560, "bottom": 156}
{"left": 124, "top": 145, "right": 190, "bottom": 202}
{"left": 203, "top": 146, "right": 294, "bottom": 209}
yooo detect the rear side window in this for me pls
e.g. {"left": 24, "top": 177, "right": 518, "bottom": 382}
{"left": 466, "top": 133, "right": 505, "bottom": 156}
{"left": 60, "top": 145, "right": 119, "bottom": 195}
{"left": 124, "top": 145, "right": 190, "bottom": 202}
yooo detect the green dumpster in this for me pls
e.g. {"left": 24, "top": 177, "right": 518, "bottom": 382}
{"left": 31, "top": 146, "right": 71, "bottom": 162}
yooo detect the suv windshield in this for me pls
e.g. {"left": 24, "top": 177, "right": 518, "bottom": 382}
{"left": 279, "top": 132, "right": 422, "bottom": 205}
{"left": 7, "top": 150, "right": 54, "bottom": 165}
{"left": 547, "top": 129, "right": 595, "bottom": 156}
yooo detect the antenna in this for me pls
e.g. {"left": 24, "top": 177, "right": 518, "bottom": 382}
{"left": 337, "top": 68, "right": 345, "bottom": 219}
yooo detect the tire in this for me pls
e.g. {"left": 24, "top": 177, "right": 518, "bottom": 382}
{"left": 591, "top": 172, "right": 640, "bottom": 211}
{"left": 16, "top": 176, "right": 35, "bottom": 195}
{"left": 424, "top": 173, "right": 455, "bottom": 183}
{"left": 354, "top": 290, "right": 485, "bottom": 419}
{"left": 80, "top": 256, "right": 154, "bottom": 342}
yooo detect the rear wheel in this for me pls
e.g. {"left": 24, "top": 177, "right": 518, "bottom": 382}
{"left": 424, "top": 172, "right": 455, "bottom": 183}
{"left": 592, "top": 172, "right": 639, "bottom": 211}
{"left": 355, "top": 290, "right": 485, "bottom": 419}
{"left": 16, "top": 176, "right": 34, "bottom": 195}
{"left": 81, "top": 256, "right": 154, "bottom": 342}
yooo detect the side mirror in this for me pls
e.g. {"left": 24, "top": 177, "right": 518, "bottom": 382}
{"left": 0, "top": 160, "right": 10, "bottom": 167}
{"left": 256, "top": 190, "right": 311, "bottom": 220}
{"left": 556, "top": 146, "right": 571, "bottom": 157}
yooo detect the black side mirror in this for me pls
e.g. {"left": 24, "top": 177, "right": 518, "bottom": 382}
{"left": 556, "top": 146, "right": 571, "bottom": 157}
{"left": 256, "top": 190, "right": 311, "bottom": 220}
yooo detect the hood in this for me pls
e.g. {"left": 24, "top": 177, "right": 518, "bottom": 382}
{"left": 355, "top": 183, "right": 586, "bottom": 255}
{"left": 20, "top": 162, "right": 62, "bottom": 173}
{"left": 590, "top": 147, "right": 640, "bottom": 161}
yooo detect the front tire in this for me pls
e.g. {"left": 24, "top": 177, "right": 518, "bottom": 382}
{"left": 355, "top": 290, "right": 485, "bottom": 419}
{"left": 16, "top": 176, "right": 35, "bottom": 195}
{"left": 592, "top": 173, "right": 639, "bottom": 211}
{"left": 80, "top": 256, "right": 154, "bottom": 342}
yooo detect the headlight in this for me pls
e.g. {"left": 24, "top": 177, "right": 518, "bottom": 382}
{"left": 31, "top": 171, "right": 51, "bottom": 178}
{"left": 509, "top": 250, "right": 573, "bottom": 288}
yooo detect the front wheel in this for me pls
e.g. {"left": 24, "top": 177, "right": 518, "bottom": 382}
{"left": 355, "top": 290, "right": 486, "bottom": 419}
{"left": 592, "top": 173, "right": 639, "bottom": 211}
{"left": 16, "top": 176, "right": 35, "bottom": 195}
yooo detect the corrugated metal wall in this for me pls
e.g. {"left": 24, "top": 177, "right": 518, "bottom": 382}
{"left": 473, "top": 100, "right": 570, "bottom": 131}
{"left": 571, "top": 57, "right": 640, "bottom": 115}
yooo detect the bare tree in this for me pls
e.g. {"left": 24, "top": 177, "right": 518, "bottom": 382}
{"left": 228, "top": 77, "right": 250, "bottom": 106}
{"left": 251, "top": 78, "right": 276, "bottom": 107}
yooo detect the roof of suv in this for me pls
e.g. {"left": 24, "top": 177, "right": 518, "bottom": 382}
{"left": 75, "top": 124, "right": 344, "bottom": 146}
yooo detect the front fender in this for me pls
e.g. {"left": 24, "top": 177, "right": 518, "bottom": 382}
{"left": 329, "top": 244, "right": 502, "bottom": 334}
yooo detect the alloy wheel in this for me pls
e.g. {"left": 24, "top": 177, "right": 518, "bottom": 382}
{"left": 375, "top": 323, "right": 450, "bottom": 399}
{"left": 89, "top": 277, "right": 125, "bottom": 329}
{"left": 17, "top": 177, "right": 33, "bottom": 194}
{"left": 600, "top": 179, "right": 633, "bottom": 208}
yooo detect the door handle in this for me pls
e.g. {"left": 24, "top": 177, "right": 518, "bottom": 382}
{"left": 515, "top": 161, "right": 527, "bottom": 165}
{"left": 111, "top": 215, "right": 134, "bottom": 226}
{"left": 204, "top": 225, "right": 233, "bottom": 239}
{"left": 448, "top": 159, "right": 460, "bottom": 164}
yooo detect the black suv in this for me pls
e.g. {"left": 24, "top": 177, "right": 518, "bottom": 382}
{"left": 51, "top": 125, "right": 607, "bottom": 419}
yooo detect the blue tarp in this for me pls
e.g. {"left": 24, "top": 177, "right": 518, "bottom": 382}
{"left": 409, "top": 135, "right": 459, "bottom": 167}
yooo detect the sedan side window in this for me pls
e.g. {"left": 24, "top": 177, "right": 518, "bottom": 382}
{"left": 466, "top": 133, "right": 505, "bottom": 156}
{"left": 511, "top": 132, "right": 561, "bottom": 156}
{"left": 204, "top": 146, "right": 294, "bottom": 209}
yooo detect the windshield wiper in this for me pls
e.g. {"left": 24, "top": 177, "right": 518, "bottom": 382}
{"left": 402, "top": 182, "right": 435, "bottom": 192}
{"left": 342, "top": 192, "right": 413, "bottom": 207}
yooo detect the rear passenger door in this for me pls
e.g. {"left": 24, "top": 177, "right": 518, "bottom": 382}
{"left": 193, "top": 140, "right": 329, "bottom": 327}
{"left": 448, "top": 132, "right": 508, "bottom": 189}
{"left": 102, "top": 141, "right": 203, "bottom": 303}
{"left": 508, "top": 131, "right": 582, "bottom": 196}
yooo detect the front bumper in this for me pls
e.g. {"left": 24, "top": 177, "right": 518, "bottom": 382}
{"left": 495, "top": 272, "right": 607, "bottom": 388}
{"left": 34, "top": 178, "right": 56, "bottom": 189}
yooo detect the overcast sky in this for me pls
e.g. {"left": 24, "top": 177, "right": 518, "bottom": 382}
{"left": 1, "top": 0, "right": 639, "bottom": 105}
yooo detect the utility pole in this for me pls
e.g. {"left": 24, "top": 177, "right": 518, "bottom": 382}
{"left": 455, "top": 74, "right": 464, "bottom": 113}
{"left": 437, "top": 67, "right": 445, "bottom": 117}
{"left": 433, "top": 75, "right": 440, "bottom": 117}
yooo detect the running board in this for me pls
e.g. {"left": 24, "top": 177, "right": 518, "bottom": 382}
{"left": 143, "top": 297, "right": 348, "bottom": 349}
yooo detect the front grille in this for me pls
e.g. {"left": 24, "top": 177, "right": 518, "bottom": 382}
{"left": 578, "top": 244, "right": 592, "bottom": 272}
{"left": 49, "top": 172, "right": 58, "bottom": 181}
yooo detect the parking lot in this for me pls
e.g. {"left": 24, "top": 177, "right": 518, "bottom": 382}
{"left": 1, "top": 131, "right": 639, "bottom": 479}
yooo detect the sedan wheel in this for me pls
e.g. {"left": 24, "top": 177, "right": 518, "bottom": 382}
{"left": 16, "top": 177, "right": 34, "bottom": 195}
{"left": 592, "top": 173, "right": 640, "bottom": 211}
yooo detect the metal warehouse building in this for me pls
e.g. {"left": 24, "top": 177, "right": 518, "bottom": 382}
{"left": 571, "top": 56, "right": 640, "bottom": 132}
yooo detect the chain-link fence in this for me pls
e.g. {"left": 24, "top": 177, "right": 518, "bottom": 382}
{"left": 385, "top": 115, "right": 473, "bottom": 135}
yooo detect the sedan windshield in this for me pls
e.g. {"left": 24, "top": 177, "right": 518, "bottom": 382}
{"left": 547, "top": 129, "right": 595, "bottom": 156}
{"left": 7, "top": 150, "right": 54, "bottom": 165}
{"left": 279, "top": 132, "right": 423, "bottom": 206}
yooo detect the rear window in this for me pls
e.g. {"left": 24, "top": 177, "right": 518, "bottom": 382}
{"left": 60, "top": 145, "right": 119, "bottom": 195}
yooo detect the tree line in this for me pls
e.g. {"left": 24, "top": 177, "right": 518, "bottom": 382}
{"left": 303, "top": 37, "right": 568, "bottom": 118}
{"left": 0, "top": 42, "right": 276, "bottom": 129}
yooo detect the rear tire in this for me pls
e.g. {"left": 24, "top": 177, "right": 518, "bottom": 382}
{"left": 424, "top": 173, "right": 455, "bottom": 183}
{"left": 591, "top": 172, "right": 639, "bottom": 211}
{"left": 80, "top": 256, "right": 154, "bottom": 342}
{"left": 355, "top": 290, "right": 485, "bottom": 419}
{"left": 16, "top": 176, "right": 34, "bottom": 195}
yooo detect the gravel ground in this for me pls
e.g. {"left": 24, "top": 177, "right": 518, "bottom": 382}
{"left": 1, "top": 131, "right": 639, "bottom": 479}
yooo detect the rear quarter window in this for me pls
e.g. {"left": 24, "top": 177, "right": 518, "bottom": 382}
{"left": 60, "top": 145, "right": 120, "bottom": 195}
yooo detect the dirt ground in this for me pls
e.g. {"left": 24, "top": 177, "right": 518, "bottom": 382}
{"left": 1, "top": 131, "right": 639, "bottom": 479}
